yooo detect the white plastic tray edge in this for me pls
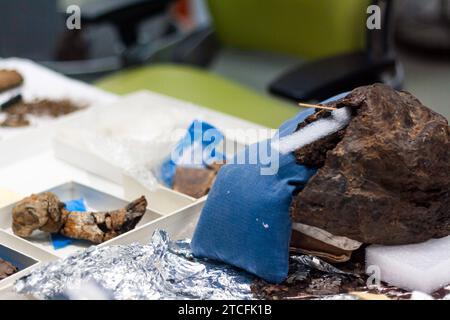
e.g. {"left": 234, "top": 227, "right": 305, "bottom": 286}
{"left": 101, "top": 198, "right": 205, "bottom": 247}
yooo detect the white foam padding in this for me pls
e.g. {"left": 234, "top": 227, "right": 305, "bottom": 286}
{"left": 366, "top": 236, "right": 450, "bottom": 293}
{"left": 273, "top": 107, "right": 351, "bottom": 155}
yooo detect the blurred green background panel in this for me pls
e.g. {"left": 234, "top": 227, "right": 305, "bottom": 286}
{"left": 97, "top": 0, "right": 370, "bottom": 128}
{"left": 96, "top": 64, "right": 300, "bottom": 128}
{"left": 207, "top": 0, "right": 368, "bottom": 59}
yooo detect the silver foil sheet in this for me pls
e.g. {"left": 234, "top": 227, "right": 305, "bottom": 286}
{"left": 15, "top": 230, "right": 255, "bottom": 300}
{"left": 16, "top": 229, "right": 427, "bottom": 300}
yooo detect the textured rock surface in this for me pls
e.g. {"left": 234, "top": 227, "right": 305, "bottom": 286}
{"left": 173, "top": 167, "right": 217, "bottom": 199}
{"left": 12, "top": 192, "right": 147, "bottom": 244}
{"left": 291, "top": 84, "right": 450, "bottom": 245}
{"left": 61, "top": 196, "right": 147, "bottom": 243}
{"left": 173, "top": 163, "right": 224, "bottom": 198}
{"left": 0, "top": 69, "right": 23, "bottom": 92}
{"left": 0, "top": 258, "right": 18, "bottom": 280}
{"left": 12, "top": 192, "right": 65, "bottom": 237}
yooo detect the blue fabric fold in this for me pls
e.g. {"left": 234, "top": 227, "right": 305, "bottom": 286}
{"left": 191, "top": 93, "right": 348, "bottom": 283}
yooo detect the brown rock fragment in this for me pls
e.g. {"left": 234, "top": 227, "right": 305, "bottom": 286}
{"left": 291, "top": 84, "right": 450, "bottom": 245}
{"left": 0, "top": 70, "right": 23, "bottom": 92}
{"left": 173, "top": 163, "right": 224, "bottom": 198}
{"left": 12, "top": 192, "right": 66, "bottom": 237}
{"left": 0, "top": 258, "right": 18, "bottom": 280}
{"left": 1, "top": 113, "right": 30, "bottom": 127}
{"left": 5, "top": 99, "right": 83, "bottom": 118}
{"left": 61, "top": 196, "right": 147, "bottom": 243}
{"left": 12, "top": 193, "right": 147, "bottom": 244}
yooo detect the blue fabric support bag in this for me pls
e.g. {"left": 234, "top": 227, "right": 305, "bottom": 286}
{"left": 191, "top": 94, "right": 347, "bottom": 283}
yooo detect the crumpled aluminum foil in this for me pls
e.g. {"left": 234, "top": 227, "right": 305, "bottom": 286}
{"left": 14, "top": 229, "right": 368, "bottom": 300}
{"left": 283, "top": 255, "right": 358, "bottom": 286}
{"left": 15, "top": 230, "right": 255, "bottom": 300}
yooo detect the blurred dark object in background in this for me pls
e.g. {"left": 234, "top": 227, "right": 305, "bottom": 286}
{"left": 0, "top": 0, "right": 62, "bottom": 61}
{"left": 396, "top": 0, "right": 450, "bottom": 58}
{"left": 0, "top": 0, "right": 404, "bottom": 103}
{"left": 0, "top": 0, "right": 183, "bottom": 82}
{"left": 55, "top": 29, "right": 89, "bottom": 61}
{"left": 270, "top": 0, "right": 403, "bottom": 102}
{"left": 51, "top": 0, "right": 180, "bottom": 81}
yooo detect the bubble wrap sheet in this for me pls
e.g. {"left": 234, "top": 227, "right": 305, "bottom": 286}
{"left": 14, "top": 230, "right": 255, "bottom": 300}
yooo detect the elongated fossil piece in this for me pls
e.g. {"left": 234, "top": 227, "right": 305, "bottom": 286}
{"left": 61, "top": 196, "right": 147, "bottom": 243}
{"left": 12, "top": 192, "right": 147, "bottom": 244}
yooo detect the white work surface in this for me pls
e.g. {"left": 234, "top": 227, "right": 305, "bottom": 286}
{"left": 0, "top": 58, "right": 118, "bottom": 170}
{"left": 0, "top": 60, "right": 123, "bottom": 299}
{"left": 0, "top": 58, "right": 122, "bottom": 201}
{"left": 0, "top": 58, "right": 268, "bottom": 200}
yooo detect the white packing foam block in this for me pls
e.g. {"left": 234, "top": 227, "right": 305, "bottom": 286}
{"left": 366, "top": 236, "right": 450, "bottom": 294}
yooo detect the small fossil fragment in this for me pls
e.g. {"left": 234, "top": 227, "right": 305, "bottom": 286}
{"left": 61, "top": 196, "right": 148, "bottom": 243}
{"left": 0, "top": 69, "right": 23, "bottom": 111}
{"left": 5, "top": 99, "right": 84, "bottom": 118}
{"left": 0, "top": 70, "right": 23, "bottom": 93}
{"left": 173, "top": 163, "right": 224, "bottom": 198}
{"left": 0, "top": 258, "right": 18, "bottom": 280}
{"left": 12, "top": 192, "right": 66, "bottom": 237}
{"left": 1, "top": 113, "right": 30, "bottom": 127}
{"left": 12, "top": 192, "right": 147, "bottom": 244}
{"left": 1, "top": 97, "right": 84, "bottom": 128}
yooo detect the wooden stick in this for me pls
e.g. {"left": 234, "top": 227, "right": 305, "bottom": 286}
{"left": 298, "top": 102, "right": 337, "bottom": 111}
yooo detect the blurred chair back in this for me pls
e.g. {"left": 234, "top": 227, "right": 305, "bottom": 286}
{"left": 207, "top": 0, "right": 370, "bottom": 59}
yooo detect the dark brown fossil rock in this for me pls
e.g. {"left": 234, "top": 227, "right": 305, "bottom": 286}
{"left": 291, "top": 84, "right": 450, "bottom": 245}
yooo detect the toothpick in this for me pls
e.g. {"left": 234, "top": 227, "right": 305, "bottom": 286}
{"left": 298, "top": 102, "right": 337, "bottom": 111}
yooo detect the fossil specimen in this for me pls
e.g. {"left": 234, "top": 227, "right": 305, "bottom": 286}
{"left": 291, "top": 84, "right": 450, "bottom": 245}
{"left": 0, "top": 70, "right": 23, "bottom": 93}
{"left": 12, "top": 192, "right": 147, "bottom": 244}
{"left": 173, "top": 163, "right": 224, "bottom": 198}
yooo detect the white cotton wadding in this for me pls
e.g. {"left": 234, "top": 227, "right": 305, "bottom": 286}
{"left": 273, "top": 107, "right": 351, "bottom": 155}
{"left": 366, "top": 236, "right": 450, "bottom": 294}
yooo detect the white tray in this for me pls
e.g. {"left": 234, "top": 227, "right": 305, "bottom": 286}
{"left": 0, "top": 230, "right": 58, "bottom": 289}
{"left": 0, "top": 58, "right": 117, "bottom": 167}
{"left": 0, "top": 182, "right": 169, "bottom": 259}
{"left": 103, "top": 199, "right": 205, "bottom": 247}
{"left": 0, "top": 184, "right": 204, "bottom": 294}
{"left": 53, "top": 90, "right": 268, "bottom": 200}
